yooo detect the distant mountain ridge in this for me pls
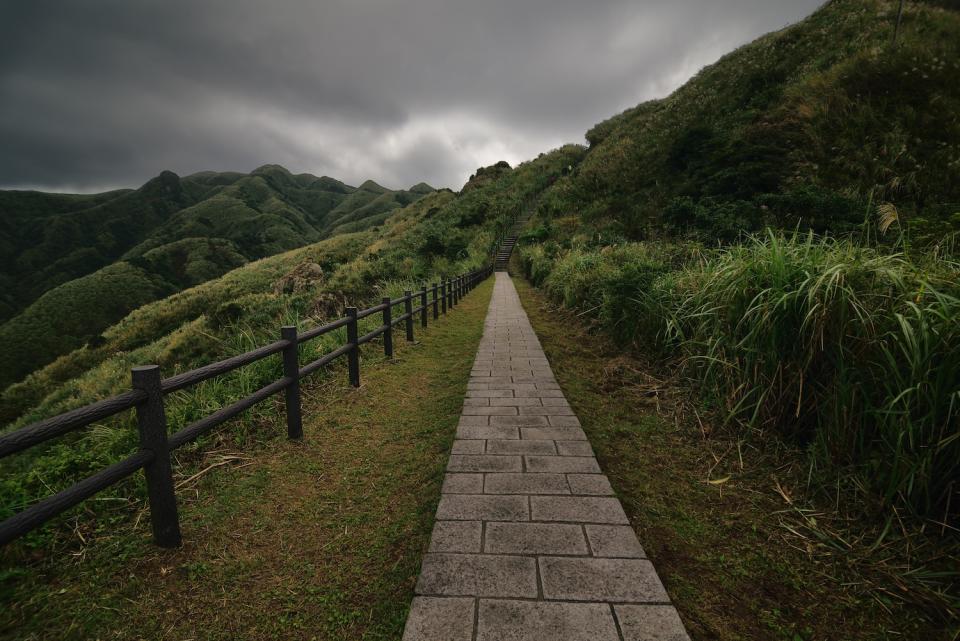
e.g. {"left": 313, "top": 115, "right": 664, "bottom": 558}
{"left": 0, "top": 166, "right": 433, "bottom": 388}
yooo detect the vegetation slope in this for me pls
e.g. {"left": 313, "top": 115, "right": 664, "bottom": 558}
{"left": 0, "top": 146, "right": 581, "bottom": 549}
{"left": 512, "top": 0, "right": 960, "bottom": 629}
{"left": 0, "top": 166, "right": 432, "bottom": 391}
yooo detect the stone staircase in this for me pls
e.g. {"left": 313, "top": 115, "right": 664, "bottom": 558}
{"left": 494, "top": 211, "right": 533, "bottom": 272}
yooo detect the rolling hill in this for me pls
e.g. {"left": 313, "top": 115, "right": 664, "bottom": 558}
{"left": 0, "top": 166, "right": 433, "bottom": 390}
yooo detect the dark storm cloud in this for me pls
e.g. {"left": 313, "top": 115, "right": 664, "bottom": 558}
{"left": 0, "top": 0, "right": 823, "bottom": 191}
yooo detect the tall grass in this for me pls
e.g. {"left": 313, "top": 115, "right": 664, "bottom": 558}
{"left": 520, "top": 232, "right": 960, "bottom": 523}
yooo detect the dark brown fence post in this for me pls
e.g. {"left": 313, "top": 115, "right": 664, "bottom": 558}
{"left": 404, "top": 290, "right": 415, "bottom": 342}
{"left": 382, "top": 297, "right": 394, "bottom": 358}
{"left": 447, "top": 277, "right": 454, "bottom": 309}
{"left": 131, "top": 365, "right": 181, "bottom": 548}
{"left": 280, "top": 326, "right": 303, "bottom": 440}
{"left": 441, "top": 279, "right": 447, "bottom": 315}
{"left": 346, "top": 307, "right": 360, "bottom": 387}
{"left": 432, "top": 283, "right": 439, "bottom": 319}
{"left": 420, "top": 283, "right": 428, "bottom": 328}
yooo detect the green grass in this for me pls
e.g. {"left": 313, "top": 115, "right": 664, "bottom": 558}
{"left": 0, "top": 276, "right": 493, "bottom": 641}
{"left": 518, "top": 233, "right": 960, "bottom": 526}
{"left": 540, "top": 0, "right": 960, "bottom": 243}
{"left": 512, "top": 274, "right": 956, "bottom": 641}
{"left": 0, "top": 148, "right": 575, "bottom": 559}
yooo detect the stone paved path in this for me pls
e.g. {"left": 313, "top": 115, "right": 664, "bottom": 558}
{"left": 402, "top": 273, "right": 690, "bottom": 641}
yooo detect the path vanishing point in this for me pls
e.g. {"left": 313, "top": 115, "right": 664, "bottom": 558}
{"left": 402, "top": 273, "right": 691, "bottom": 640}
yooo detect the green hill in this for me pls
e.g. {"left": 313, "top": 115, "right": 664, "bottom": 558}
{"left": 545, "top": 0, "right": 960, "bottom": 242}
{"left": 0, "top": 167, "right": 434, "bottom": 390}
{"left": 0, "top": 147, "right": 580, "bottom": 523}
{"left": 515, "top": 0, "right": 960, "bottom": 529}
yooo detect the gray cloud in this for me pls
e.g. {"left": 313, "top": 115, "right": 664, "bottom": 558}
{"left": 0, "top": 0, "right": 823, "bottom": 192}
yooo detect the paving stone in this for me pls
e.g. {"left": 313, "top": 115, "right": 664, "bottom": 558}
{"left": 402, "top": 597, "right": 475, "bottom": 641}
{"left": 448, "top": 455, "right": 522, "bottom": 473}
{"left": 442, "top": 473, "right": 484, "bottom": 494}
{"left": 484, "top": 522, "right": 588, "bottom": 555}
{"left": 540, "top": 397, "right": 571, "bottom": 406}
{"left": 416, "top": 553, "right": 537, "bottom": 598}
{"left": 518, "top": 405, "right": 575, "bottom": 415}
{"left": 614, "top": 605, "right": 691, "bottom": 641}
{"left": 489, "top": 414, "right": 549, "bottom": 426}
{"left": 538, "top": 557, "right": 668, "bottom": 602}
{"left": 514, "top": 388, "right": 564, "bottom": 397}
{"left": 485, "top": 439, "right": 556, "bottom": 455}
{"left": 450, "top": 439, "right": 485, "bottom": 454}
{"left": 484, "top": 473, "right": 569, "bottom": 495}
{"left": 462, "top": 397, "right": 490, "bottom": 407}
{"left": 489, "top": 397, "right": 543, "bottom": 406}
{"left": 525, "top": 456, "right": 601, "bottom": 474}
{"left": 585, "top": 524, "right": 646, "bottom": 558}
{"left": 466, "top": 389, "right": 515, "bottom": 398}
{"left": 469, "top": 375, "right": 514, "bottom": 385}
{"left": 457, "top": 424, "right": 518, "bottom": 440}
{"left": 556, "top": 441, "right": 594, "bottom": 457}
{"left": 566, "top": 473, "right": 613, "bottom": 495}
{"left": 429, "top": 521, "right": 482, "bottom": 553}
{"left": 476, "top": 600, "right": 620, "bottom": 641}
{"left": 530, "top": 496, "right": 629, "bottom": 524}
{"left": 548, "top": 415, "right": 582, "bottom": 427}
{"left": 458, "top": 415, "right": 488, "bottom": 427}
{"left": 462, "top": 405, "right": 519, "bottom": 416}
{"left": 436, "top": 494, "right": 529, "bottom": 521}
{"left": 520, "top": 427, "right": 587, "bottom": 441}
{"left": 489, "top": 382, "right": 538, "bottom": 392}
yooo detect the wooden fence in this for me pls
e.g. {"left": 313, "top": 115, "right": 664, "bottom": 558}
{"left": 0, "top": 266, "right": 494, "bottom": 548}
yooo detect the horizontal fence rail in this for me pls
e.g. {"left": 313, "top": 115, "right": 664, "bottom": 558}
{"left": 0, "top": 264, "right": 495, "bottom": 548}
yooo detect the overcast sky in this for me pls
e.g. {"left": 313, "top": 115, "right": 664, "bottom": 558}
{"left": 0, "top": 0, "right": 823, "bottom": 192}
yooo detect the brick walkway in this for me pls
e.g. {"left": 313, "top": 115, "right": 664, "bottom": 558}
{"left": 402, "top": 273, "right": 690, "bottom": 641}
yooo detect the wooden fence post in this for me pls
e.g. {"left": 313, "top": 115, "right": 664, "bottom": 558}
{"left": 404, "top": 290, "right": 415, "bottom": 342}
{"left": 447, "top": 277, "right": 454, "bottom": 309}
{"left": 382, "top": 297, "right": 394, "bottom": 358}
{"left": 280, "top": 326, "right": 303, "bottom": 440}
{"left": 346, "top": 307, "right": 360, "bottom": 387}
{"left": 432, "top": 283, "right": 439, "bottom": 319}
{"left": 441, "top": 279, "right": 447, "bottom": 315}
{"left": 420, "top": 283, "right": 428, "bottom": 328}
{"left": 131, "top": 365, "right": 181, "bottom": 548}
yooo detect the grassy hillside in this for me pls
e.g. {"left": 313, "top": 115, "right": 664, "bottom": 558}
{"left": 544, "top": 0, "right": 960, "bottom": 243}
{"left": 0, "top": 166, "right": 433, "bottom": 390}
{"left": 508, "top": 0, "right": 960, "bottom": 626}
{"left": 0, "top": 146, "right": 581, "bottom": 551}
